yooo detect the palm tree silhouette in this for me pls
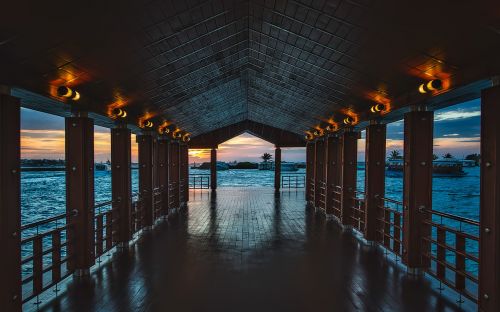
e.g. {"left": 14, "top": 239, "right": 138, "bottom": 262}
{"left": 261, "top": 153, "right": 273, "bottom": 162}
{"left": 389, "top": 150, "right": 401, "bottom": 160}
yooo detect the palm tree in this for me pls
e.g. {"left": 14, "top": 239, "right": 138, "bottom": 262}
{"left": 443, "top": 153, "right": 454, "bottom": 159}
{"left": 433, "top": 154, "right": 439, "bottom": 160}
{"left": 261, "top": 153, "right": 273, "bottom": 162}
{"left": 389, "top": 150, "right": 401, "bottom": 160}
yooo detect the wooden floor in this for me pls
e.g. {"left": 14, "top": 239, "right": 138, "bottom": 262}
{"left": 34, "top": 188, "right": 471, "bottom": 312}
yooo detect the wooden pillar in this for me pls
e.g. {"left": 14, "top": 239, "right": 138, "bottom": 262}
{"left": 340, "top": 131, "right": 358, "bottom": 227}
{"left": 210, "top": 148, "right": 217, "bottom": 190}
{"left": 138, "top": 134, "right": 154, "bottom": 227}
{"left": 179, "top": 144, "right": 188, "bottom": 203}
{"left": 182, "top": 144, "right": 189, "bottom": 201}
{"left": 306, "top": 142, "right": 315, "bottom": 202}
{"left": 111, "top": 127, "right": 132, "bottom": 245}
{"left": 65, "top": 114, "right": 95, "bottom": 275}
{"left": 402, "top": 110, "right": 433, "bottom": 270}
{"left": 158, "top": 138, "right": 169, "bottom": 216}
{"left": 274, "top": 147, "right": 281, "bottom": 190}
{"left": 364, "top": 124, "right": 386, "bottom": 241}
{"left": 0, "top": 93, "right": 21, "bottom": 311}
{"left": 479, "top": 85, "right": 500, "bottom": 311}
{"left": 169, "top": 141, "right": 180, "bottom": 209}
{"left": 325, "top": 135, "right": 340, "bottom": 217}
{"left": 314, "top": 139, "right": 326, "bottom": 209}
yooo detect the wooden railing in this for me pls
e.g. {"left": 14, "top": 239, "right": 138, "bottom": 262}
{"left": 94, "top": 200, "right": 116, "bottom": 260}
{"left": 189, "top": 174, "right": 210, "bottom": 189}
{"left": 331, "top": 185, "right": 342, "bottom": 219}
{"left": 317, "top": 181, "right": 327, "bottom": 209}
{"left": 153, "top": 187, "right": 164, "bottom": 219}
{"left": 20, "top": 213, "right": 74, "bottom": 304}
{"left": 376, "top": 196, "right": 404, "bottom": 258}
{"left": 351, "top": 191, "right": 365, "bottom": 233}
{"left": 131, "top": 193, "right": 143, "bottom": 234}
{"left": 421, "top": 209, "right": 479, "bottom": 303}
{"left": 281, "top": 174, "right": 305, "bottom": 188}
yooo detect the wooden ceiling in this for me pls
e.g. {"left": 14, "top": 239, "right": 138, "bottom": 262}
{"left": 0, "top": 0, "right": 499, "bottom": 140}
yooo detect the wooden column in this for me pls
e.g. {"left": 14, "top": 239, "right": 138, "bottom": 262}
{"left": 158, "top": 138, "right": 169, "bottom": 216}
{"left": 364, "top": 124, "right": 386, "bottom": 241}
{"left": 306, "top": 142, "right": 315, "bottom": 202}
{"left": 65, "top": 114, "right": 95, "bottom": 275}
{"left": 210, "top": 148, "right": 217, "bottom": 190}
{"left": 138, "top": 134, "right": 154, "bottom": 227}
{"left": 169, "top": 141, "right": 180, "bottom": 209}
{"left": 274, "top": 147, "right": 281, "bottom": 191}
{"left": 111, "top": 127, "right": 132, "bottom": 245}
{"left": 0, "top": 93, "right": 21, "bottom": 311}
{"left": 340, "top": 131, "right": 358, "bottom": 227}
{"left": 182, "top": 144, "right": 189, "bottom": 201}
{"left": 179, "top": 144, "right": 188, "bottom": 203}
{"left": 325, "top": 135, "right": 340, "bottom": 217}
{"left": 314, "top": 139, "right": 326, "bottom": 209}
{"left": 479, "top": 85, "right": 500, "bottom": 311}
{"left": 402, "top": 110, "right": 433, "bottom": 270}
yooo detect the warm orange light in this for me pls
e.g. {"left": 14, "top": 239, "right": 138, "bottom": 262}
{"left": 158, "top": 121, "right": 171, "bottom": 135}
{"left": 343, "top": 116, "right": 353, "bottom": 125}
{"left": 326, "top": 123, "right": 338, "bottom": 132}
{"left": 57, "top": 86, "right": 80, "bottom": 101}
{"left": 304, "top": 131, "right": 314, "bottom": 140}
{"left": 418, "top": 79, "right": 443, "bottom": 94}
{"left": 111, "top": 108, "right": 127, "bottom": 119}
{"left": 370, "top": 103, "right": 387, "bottom": 113}
{"left": 340, "top": 109, "right": 359, "bottom": 126}
{"left": 182, "top": 133, "right": 191, "bottom": 142}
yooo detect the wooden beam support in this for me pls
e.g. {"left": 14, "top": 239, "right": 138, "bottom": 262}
{"left": 169, "top": 141, "right": 180, "bottom": 209}
{"left": 138, "top": 134, "right": 154, "bottom": 227}
{"left": 479, "top": 85, "right": 500, "bottom": 311}
{"left": 314, "top": 139, "right": 326, "bottom": 210}
{"left": 340, "top": 131, "right": 358, "bottom": 227}
{"left": 111, "top": 127, "right": 132, "bottom": 245}
{"left": 325, "top": 135, "right": 340, "bottom": 218}
{"left": 65, "top": 115, "right": 95, "bottom": 275}
{"left": 364, "top": 124, "right": 386, "bottom": 241}
{"left": 210, "top": 148, "right": 217, "bottom": 190}
{"left": 0, "top": 93, "right": 21, "bottom": 311}
{"left": 306, "top": 142, "right": 315, "bottom": 203}
{"left": 402, "top": 110, "right": 433, "bottom": 269}
{"left": 158, "top": 138, "right": 169, "bottom": 216}
{"left": 274, "top": 147, "right": 281, "bottom": 190}
{"left": 179, "top": 144, "right": 189, "bottom": 203}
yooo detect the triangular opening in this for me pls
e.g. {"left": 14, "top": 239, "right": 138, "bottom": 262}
{"left": 189, "top": 133, "right": 305, "bottom": 187}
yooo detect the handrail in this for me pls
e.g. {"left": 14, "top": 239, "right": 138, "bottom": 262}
{"left": 423, "top": 208, "right": 479, "bottom": 226}
{"left": 21, "top": 213, "right": 67, "bottom": 231}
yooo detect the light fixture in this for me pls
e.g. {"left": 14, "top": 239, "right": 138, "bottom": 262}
{"left": 158, "top": 124, "right": 170, "bottom": 135}
{"left": 313, "top": 130, "right": 320, "bottom": 136}
{"left": 57, "top": 86, "right": 80, "bottom": 101}
{"left": 418, "top": 79, "right": 443, "bottom": 94}
{"left": 112, "top": 108, "right": 127, "bottom": 118}
{"left": 370, "top": 103, "right": 386, "bottom": 113}
{"left": 182, "top": 133, "right": 191, "bottom": 142}
{"left": 326, "top": 124, "right": 338, "bottom": 132}
{"left": 343, "top": 116, "right": 353, "bottom": 125}
{"left": 139, "top": 120, "right": 154, "bottom": 128}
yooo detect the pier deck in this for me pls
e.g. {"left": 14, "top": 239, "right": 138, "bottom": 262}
{"left": 33, "top": 188, "right": 470, "bottom": 312}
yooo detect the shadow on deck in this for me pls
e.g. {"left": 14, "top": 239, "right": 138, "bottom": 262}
{"left": 34, "top": 188, "right": 472, "bottom": 312}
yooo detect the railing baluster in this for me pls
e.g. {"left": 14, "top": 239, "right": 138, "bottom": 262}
{"left": 96, "top": 214, "right": 104, "bottom": 258}
{"left": 52, "top": 230, "right": 61, "bottom": 283}
{"left": 105, "top": 211, "right": 113, "bottom": 251}
{"left": 33, "top": 236, "right": 43, "bottom": 295}
{"left": 393, "top": 212, "right": 401, "bottom": 255}
{"left": 436, "top": 227, "right": 446, "bottom": 280}
{"left": 455, "top": 232, "right": 466, "bottom": 292}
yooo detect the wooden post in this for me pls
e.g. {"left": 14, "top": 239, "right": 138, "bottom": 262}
{"left": 402, "top": 109, "right": 433, "bottom": 270}
{"left": 65, "top": 114, "right": 95, "bottom": 276}
{"left": 340, "top": 131, "right": 358, "bottom": 227}
{"left": 169, "top": 141, "right": 180, "bottom": 210}
{"left": 178, "top": 144, "right": 188, "bottom": 203}
{"left": 314, "top": 139, "right": 326, "bottom": 210}
{"left": 479, "top": 85, "right": 500, "bottom": 311}
{"left": 111, "top": 127, "right": 132, "bottom": 245}
{"left": 158, "top": 138, "right": 169, "bottom": 217}
{"left": 182, "top": 144, "right": 189, "bottom": 201}
{"left": 138, "top": 134, "right": 154, "bottom": 227}
{"left": 364, "top": 124, "right": 386, "bottom": 241}
{"left": 274, "top": 147, "right": 281, "bottom": 191}
{"left": 325, "top": 135, "right": 340, "bottom": 218}
{"left": 306, "top": 142, "right": 315, "bottom": 202}
{"left": 210, "top": 148, "right": 217, "bottom": 190}
{"left": 0, "top": 93, "right": 21, "bottom": 311}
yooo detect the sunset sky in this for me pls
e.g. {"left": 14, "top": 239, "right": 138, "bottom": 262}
{"left": 20, "top": 99, "right": 480, "bottom": 163}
